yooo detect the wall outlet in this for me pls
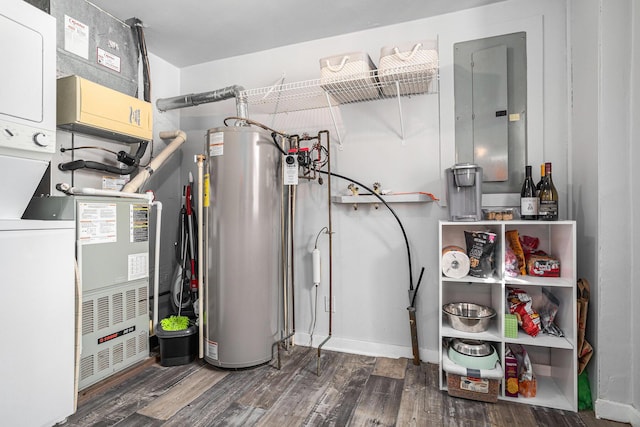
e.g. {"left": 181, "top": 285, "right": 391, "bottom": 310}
{"left": 324, "top": 296, "right": 336, "bottom": 313}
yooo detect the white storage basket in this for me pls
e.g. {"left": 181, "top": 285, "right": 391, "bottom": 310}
{"left": 378, "top": 40, "right": 438, "bottom": 96}
{"left": 319, "top": 52, "right": 379, "bottom": 104}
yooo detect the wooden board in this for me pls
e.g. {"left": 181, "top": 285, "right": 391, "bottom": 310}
{"left": 137, "top": 365, "right": 228, "bottom": 420}
{"left": 372, "top": 356, "right": 407, "bottom": 379}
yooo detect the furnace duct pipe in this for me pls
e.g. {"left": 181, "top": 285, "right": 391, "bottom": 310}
{"left": 156, "top": 85, "right": 248, "bottom": 118}
{"left": 122, "top": 130, "right": 187, "bottom": 193}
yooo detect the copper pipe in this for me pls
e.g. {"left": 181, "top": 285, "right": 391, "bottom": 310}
{"left": 316, "top": 130, "right": 332, "bottom": 376}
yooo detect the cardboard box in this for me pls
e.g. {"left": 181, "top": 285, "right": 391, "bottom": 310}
{"left": 504, "top": 352, "right": 519, "bottom": 397}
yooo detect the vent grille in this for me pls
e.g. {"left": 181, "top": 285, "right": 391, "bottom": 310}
{"left": 97, "top": 348, "right": 110, "bottom": 372}
{"left": 138, "top": 286, "right": 148, "bottom": 317}
{"left": 82, "top": 300, "right": 94, "bottom": 335}
{"left": 126, "top": 289, "right": 136, "bottom": 320}
{"left": 80, "top": 355, "right": 94, "bottom": 381}
{"left": 113, "top": 292, "right": 123, "bottom": 325}
{"left": 138, "top": 332, "right": 147, "bottom": 353}
{"left": 97, "top": 296, "right": 110, "bottom": 330}
{"left": 80, "top": 281, "right": 149, "bottom": 391}
{"left": 113, "top": 342, "right": 124, "bottom": 365}
{"left": 126, "top": 337, "right": 136, "bottom": 359}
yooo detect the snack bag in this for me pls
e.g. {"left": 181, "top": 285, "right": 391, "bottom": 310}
{"left": 505, "top": 248, "right": 519, "bottom": 278}
{"left": 509, "top": 344, "right": 537, "bottom": 398}
{"left": 506, "top": 230, "right": 526, "bottom": 275}
{"left": 527, "top": 254, "right": 561, "bottom": 277}
{"left": 539, "top": 287, "right": 564, "bottom": 337}
{"left": 507, "top": 287, "right": 541, "bottom": 337}
{"left": 504, "top": 346, "right": 519, "bottom": 398}
{"left": 464, "top": 230, "right": 497, "bottom": 278}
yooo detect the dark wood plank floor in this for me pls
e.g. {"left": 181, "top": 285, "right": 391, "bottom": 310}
{"left": 64, "top": 345, "right": 627, "bottom": 427}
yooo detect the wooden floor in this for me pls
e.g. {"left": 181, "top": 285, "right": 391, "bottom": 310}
{"left": 66, "top": 345, "right": 627, "bottom": 427}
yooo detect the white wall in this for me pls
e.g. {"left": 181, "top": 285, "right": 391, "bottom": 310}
{"left": 144, "top": 52, "right": 182, "bottom": 321}
{"left": 633, "top": 1, "right": 640, "bottom": 418}
{"left": 169, "top": 0, "right": 569, "bottom": 363}
{"left": 571, "top": 0, "right": 639, "bottom": 424}
{"left": 595, "top": 0, "right": 635, "bottom": 419}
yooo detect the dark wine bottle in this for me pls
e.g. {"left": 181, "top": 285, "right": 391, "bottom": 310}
{"left": 538, "top": 162, "right": 558, "bottom": 220}
{"left": 536, "top": 163, "right": 545, "bottom": 195}
{"left": 520, "top": 165, "right": 538, "bottom": 220}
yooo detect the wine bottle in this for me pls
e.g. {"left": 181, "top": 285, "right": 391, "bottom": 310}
{"left": 520, "top": 165, "right": 538, "bottom": 220}
{"left": 536, "top": 163, "right": 545, "bottom": 195}
{"left": 538, "top": 162, "right": 558, "bottom": 220}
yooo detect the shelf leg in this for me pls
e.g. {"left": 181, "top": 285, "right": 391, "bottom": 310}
{"left": 324, "top": 93, "right": 343, "bottom": 150}
{"left": 395, "top": 81, "right": 405, "bottom": 143}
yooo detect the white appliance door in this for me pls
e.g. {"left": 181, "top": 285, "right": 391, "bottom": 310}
{"left": 0, "top": 220, "right": 76, "bottom": 427}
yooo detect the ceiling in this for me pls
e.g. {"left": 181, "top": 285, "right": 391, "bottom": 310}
{"left": 88, "top": 0, "right": 506, "bottom": 68}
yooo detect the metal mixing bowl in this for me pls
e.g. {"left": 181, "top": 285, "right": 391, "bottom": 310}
{"left": 448, "top": 339, "right": 499, "bottom": 369}
{"left": 442, "top": 302, "right": 496, "bottom": 333}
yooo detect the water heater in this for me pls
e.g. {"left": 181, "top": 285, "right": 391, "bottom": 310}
{"left": 203, "top": 126, "right": 282, "bottom": 368}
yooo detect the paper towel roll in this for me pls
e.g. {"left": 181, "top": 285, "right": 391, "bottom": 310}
{"left": 441, "top": 249, "right": 470, "bottom": 279}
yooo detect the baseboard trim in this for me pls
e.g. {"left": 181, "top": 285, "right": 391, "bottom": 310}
{"left": 293, "top": 332, "right": 439, "bottom": 364}
{"left": 595, "top": 398, "right": 640, "bottom": 425}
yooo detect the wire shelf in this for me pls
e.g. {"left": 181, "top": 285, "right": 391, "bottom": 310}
{"left": 241, "top": 65, "right": 438, "bottom": 115}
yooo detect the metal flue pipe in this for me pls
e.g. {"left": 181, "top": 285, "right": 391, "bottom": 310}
{"left": 156, "top": 85, "right": 248, "bottom": 118}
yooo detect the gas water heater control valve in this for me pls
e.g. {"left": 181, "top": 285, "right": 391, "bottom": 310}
{"left": 297, "top": 147, "right": 310, "bottom": 168}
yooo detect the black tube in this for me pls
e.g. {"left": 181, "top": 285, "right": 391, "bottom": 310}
{"left": 411, "top": 267, "right": 425, "bottom": 308}
{"left": 318, "top": 170, "right": 416, "bottom": 292}
{"left": 58, "top": 141, "right": 148, "bottom": 176}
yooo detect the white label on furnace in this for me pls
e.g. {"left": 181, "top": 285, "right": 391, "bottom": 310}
{"left": 206, "top": 340, "right": 219, "bottom": 360}
{"left": 78, "top": 202, "right": 117, "bottom": 244}
{"left": 102, "top": 175, "right": 129, "bottom": 191}
{"left": 208, "top": 132, "right": 224, "bottom": 156}
{"left": 97, "top": 47, "right": 121, "bottom": 72}
{"left": 64, "top": 15, "right": 89, "bottom": 60}
{"left": 128, "top": 252, "right": 149, "bottom": 281}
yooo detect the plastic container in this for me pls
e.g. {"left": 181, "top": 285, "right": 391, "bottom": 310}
{"left": 155, "top": 323, "right": 198, "bottom": 367}
{"left": 504, "top": 314, "right": 519, "bottom": 338}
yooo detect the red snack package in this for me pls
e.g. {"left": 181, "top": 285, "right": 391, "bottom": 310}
{"left": 519, "top": 235, "right": 541, "bottom": 259}
{"left": 507, "top": 287, "right": 541, "bottom": 337}
{"left": 527, "top": 254, "right": 561, "bottom": 277}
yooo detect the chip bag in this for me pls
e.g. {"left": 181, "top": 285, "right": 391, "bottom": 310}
{"left": 507, "top": 287, "right": 541, "bottom": 337}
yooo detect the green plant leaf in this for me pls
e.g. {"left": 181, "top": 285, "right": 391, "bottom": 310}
{"left": 161, "top": 315, "right": 189, "bottom": 331}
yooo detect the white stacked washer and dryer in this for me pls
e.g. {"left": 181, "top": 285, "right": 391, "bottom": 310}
{"left": 0, "top": 1, "right": 76, "bottom": 426}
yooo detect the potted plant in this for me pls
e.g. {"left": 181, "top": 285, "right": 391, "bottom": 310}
{"left": 155, "top": 315, "right": 197, "bottom": 366}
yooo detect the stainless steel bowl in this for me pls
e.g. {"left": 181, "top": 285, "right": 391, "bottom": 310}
{"left": 448, "top": 339, "right": 499, "bottom": 369}
{"left": 442, "top": 302, "right": 496, "bottom": 333}
{"left": 450, "top": 338, "right": 493, "bottom": 357}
